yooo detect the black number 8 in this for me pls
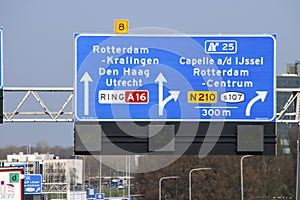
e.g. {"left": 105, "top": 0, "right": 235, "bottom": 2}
{"left": 119, "top": 23, "right": 125, "bottom": 31}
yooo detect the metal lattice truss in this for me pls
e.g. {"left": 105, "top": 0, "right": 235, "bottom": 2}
{"left": 3, "top": 87, "right": 73, "bottom": 122}
{"left": 276, "top": 88, "right": 300, "bottom": 123}
{"left": 42, "top": 183, "right": 67, "bottom": 194}
{"left": 2, "top": 87, "right": 300, "bottom": 123}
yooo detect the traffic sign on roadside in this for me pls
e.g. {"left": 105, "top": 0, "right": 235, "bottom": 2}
{"left": 95, "top": 193, "right": 105, "bottom": 200}
{"left": 74, "top": 34, "right": 275, "bottom": 122}
{"left": 0, "top": 167, "right": 24, "bottom": 200}
{"left": 24, "top": 174, "right": 42, "bottom": 194}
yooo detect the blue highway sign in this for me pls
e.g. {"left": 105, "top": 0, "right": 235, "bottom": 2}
{"left": 95, "top": 193, "right": 105, "bottom": 200}
{"left": 87, "top": 188, "right": 95, "bottom": 198}
{"left": 0, "top": 28, "right": 3, "bottom": 90}
{"left": 24, "top": 174, "right": 42, "bottom": 194}
{"left": 74, "top": 34, "right": 276, "bottom": 122}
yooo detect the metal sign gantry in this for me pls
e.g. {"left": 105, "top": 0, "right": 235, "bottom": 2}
{"left": 3, "top": 87, "right": 73, "bottom": 122}
{"left": 276, "top": 88, "right": 300, "bottom": 123}
{"left": 1, "top": 87, "right": 299, "bottom": 123}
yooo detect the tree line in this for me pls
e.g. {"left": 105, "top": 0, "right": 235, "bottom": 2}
{"left": 132, "top": 128, "right": 298, "bottom": 199}
{"left": 0, "top": 128, "right": 298, "bottom": 199}
{"left": 0, "top": 141, "right": 73, "bottom": 159}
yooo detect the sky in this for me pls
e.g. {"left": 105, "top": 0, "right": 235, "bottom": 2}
{"left": 0, "top": 0, "right": 299, "bottom": 148}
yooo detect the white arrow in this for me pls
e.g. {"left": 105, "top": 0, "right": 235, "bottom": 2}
{"left": 80, "top": 72, "right": 93, "bottom": 116}
{"left": 161, "top": 90, "right": 180, "bottom": 109}
{"left": 245, "top": 91, "right": 268, "bottom": 116}
{"left": 155, "top": 73, "right": 167, "bottom": 105}
{"left": 155, "top": 73, "right": 180, "bottom": 116}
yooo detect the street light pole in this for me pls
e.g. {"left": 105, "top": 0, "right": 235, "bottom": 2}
{"left": 296, "top": 71, "right": 300, "bottom": 200}
{"left": 188, "top": 168, "right": 212, "bottom": 200}
{"left": 80, "top": 156, "right": 85, "bottom": 191}
{"left": 240, "top": 155, "right": 253, "bottom": 200}
{"left": 99, "top": 155, "right": 102, "bottom": 195}
{"left": 159, "top": 176, "right": 179, "bottom": 200}
{"left": 128, "top": 155, "right": 131, "bottom": 197}
{"left": 297, "top": 119, "right": 300, "bottom": 200}
{"left": 83, "top": 156, "right": 85, "bottom": 191}
{"left": 75, "top": 155, "right": 86, "bottom": 191}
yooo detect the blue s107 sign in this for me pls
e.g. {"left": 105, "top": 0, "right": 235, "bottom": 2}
{"left": 74, "top": 34, "right": 276, "bottom": 122}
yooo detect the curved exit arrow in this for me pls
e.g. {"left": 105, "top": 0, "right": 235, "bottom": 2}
{"left": 245, "top": 91, "right": 268, "bottom": 116}
{"left": 161, "top": 90, "right": 180, "bottom": 107}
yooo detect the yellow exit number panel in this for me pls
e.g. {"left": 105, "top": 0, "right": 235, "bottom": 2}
{"left": 114, "top": 19, "right": 129, "bottom": 34}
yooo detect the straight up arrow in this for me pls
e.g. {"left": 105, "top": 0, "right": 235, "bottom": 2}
{"left": 80, "top": 72, "right": 93, "bottom": 116}
{"left": 155, "top": 73, "right": 167, "bottom": 103}
{"left": 155, "top": 73, "right": 167, "bottom": 115}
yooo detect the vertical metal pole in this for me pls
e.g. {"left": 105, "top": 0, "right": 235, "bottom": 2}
{"left": 188, "top": 168, "right": 211, "bottom": 200}
{"left": 122, "top": 169, "right": 125, "bottom": 197}
{"left": 159, "top": 178, "right": 162, "bottom": 200}
{"left": 296, "top": 73, "right": 300, "bottom": 200}
{"left": 159, "top": 176, "right": 179, "bottom": 200}
{"left": 109, "top": 168, "right": 112, "bottom": 198}
{"left": 241, "top": 155, "right": 253, "bottom": 200}
{"left": 99, "top": 155, "right": 102, "bottom": 195}
{"left": 125, "top": 155, "right": 128, "bottom": 197}
{"left": 88, "top": 161, "right": 90, "bottom": 188}
{"left": 296, "top": 121, "right": 300, "bottom": 200}
{"left": 81, "top": 156, "right": 85, "bottom": 191}
{"left": 73, "top": 158, "right": 75, "bottom": 191}
{"left": 188, "top": 170, "right": 192, "bottom": 200}
{"left": 128, "top": 155, "right": 131, "bottom": 197}
{"left": 241, "top": 158, "right": 244, "bottom": 200}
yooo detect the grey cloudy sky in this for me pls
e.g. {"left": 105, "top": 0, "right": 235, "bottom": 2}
{"left": 0, "top": 0, "right": 299, "bottom": 147}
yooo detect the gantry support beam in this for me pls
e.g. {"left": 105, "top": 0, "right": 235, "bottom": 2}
{"left": 3, "top": 87, "right": 74, "bottom": 122}
{"left": 276, "top": 88, "right": 300, "bottom": 123}
{"left": 2, "top": 87, "right": 300, "bottom": 123}
{"left": 42, "top": 183, "right": 68, "bottom": 194}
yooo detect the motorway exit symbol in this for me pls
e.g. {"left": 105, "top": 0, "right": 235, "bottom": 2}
{"left": 74, "top": 34, "right": 276, "bottom": 122}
